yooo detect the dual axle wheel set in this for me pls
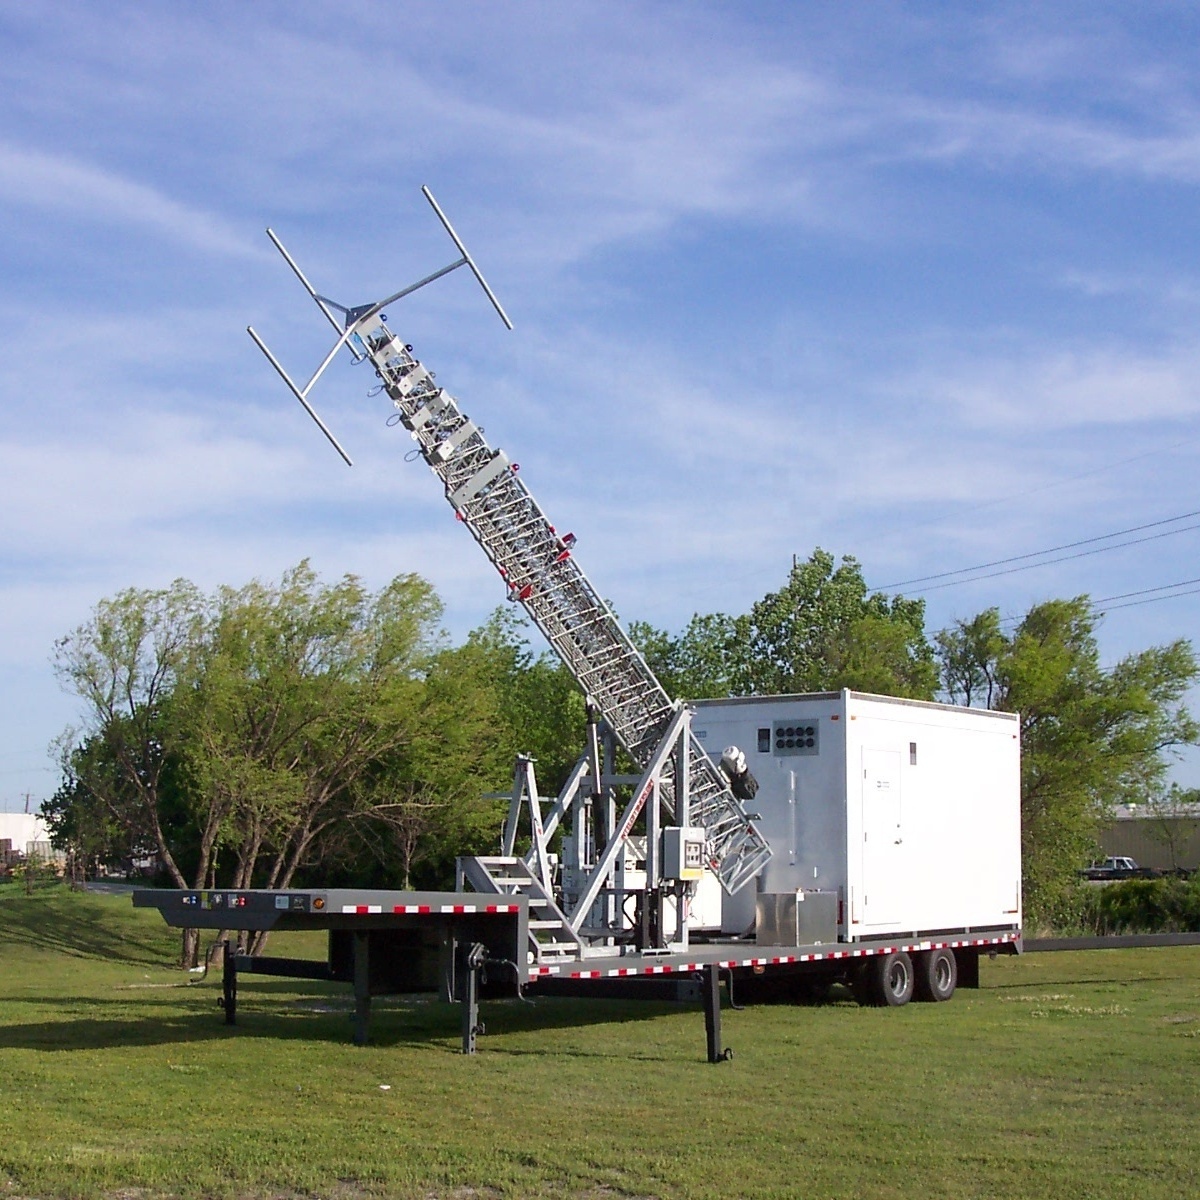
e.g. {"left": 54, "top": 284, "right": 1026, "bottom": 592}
{"left": 852, "top": 947, "right": 958, "bottom": 1007}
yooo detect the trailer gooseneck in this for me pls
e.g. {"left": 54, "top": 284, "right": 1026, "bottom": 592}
{"left": 136, "top": 189, "right": 1022, "bottom": 1056}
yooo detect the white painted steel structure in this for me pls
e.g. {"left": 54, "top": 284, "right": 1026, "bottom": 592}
{"left": 247, "top": 189, "right": 772, "bottom": 971}
{"left": 246, "top": 189, "right": 1022, "bottom": 994}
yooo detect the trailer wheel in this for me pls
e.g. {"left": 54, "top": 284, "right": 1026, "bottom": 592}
{"left": 914, "top": 949, "right": 957, "bottom": 1002}
{"left": 856, "top": 951, "right": 914, "bottom": 1007}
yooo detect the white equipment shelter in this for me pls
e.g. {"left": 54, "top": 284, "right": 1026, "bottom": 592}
{"left": 692, "top": 691, "right": 1022, "bottom": 940}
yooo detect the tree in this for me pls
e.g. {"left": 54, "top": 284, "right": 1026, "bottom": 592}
{"left": 349, "top": 636, "right": 515, "bottom": 889}
{"left": 43, "top": 733, "right": 149, "bottom": 878}
{"left": 938, "top": 597, "right": 1200, "bottom": 925}
{"left": 185, "top": 565, "right": 446, "bottom": 900}
{"left": 9, "top": 852, "right": 51, "bottom": 896}
{"left": 53, "top": 563, "right": 451, "bottom": 964}
{"left": 53, "top": 579, "right": 205, "bottom": 900}
{"left": 934, "top": 609, "right": 1005, "bottom": 709}
{"left": 631, "top": 550, "right": 937, "bottom": 702}
{"left": 629, "top": 612, "right": 741, "bottom": 700}
{"left": 738, "top": 550, "right": 935, "bottom": 697}
{"left": 464, "top": 609, "right": 587, "bottom": 795}
{"left": 821, "top": 612, "right": 938, "bottom": 698}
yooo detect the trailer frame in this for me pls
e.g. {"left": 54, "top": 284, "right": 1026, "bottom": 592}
{"left": 134, "top": 885, "right": 1018, "bottom": 1055}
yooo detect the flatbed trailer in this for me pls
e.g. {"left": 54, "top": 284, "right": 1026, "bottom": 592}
{"left": 133, "top": 886, "right": 1019, "bottom": 1059}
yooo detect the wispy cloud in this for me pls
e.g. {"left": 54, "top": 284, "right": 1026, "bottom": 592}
{"left": 0, "top": 142, "right": 262, "bottom": 258}
{"left": 913, "top": 342, "right": 1200, "bottom": 430}
{"left": 869, "top": 92, "right": 1200, "bottom": 184}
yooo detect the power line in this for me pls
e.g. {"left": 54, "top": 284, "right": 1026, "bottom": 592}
{"left": 906, "top": 521, "right": 1200, "bottom": 595}
{"left": 858, "top": 432, "right": 1200, "bottom": 557}
{"left": 877, "top": 508, "right": 1200, "bottom": 590}
{"left": 1094, "top": 577, "right": 1200, "bottom": 605}
{"left": 982, "top": 579, "right": 1200, "bottom": 629}
{"left": 1100, "top": 585, "right": 1200, "bottom": 613}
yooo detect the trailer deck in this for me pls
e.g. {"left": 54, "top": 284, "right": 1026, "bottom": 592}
{"left": 134, "top": 886, "right": 1019, "bottom": 1057}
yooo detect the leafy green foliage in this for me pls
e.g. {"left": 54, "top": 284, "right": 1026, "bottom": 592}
{"left": 326, "top": 635, "right": 515, "bottom": 890}
{"left": 632, "top": 550, "right": 937, "bottom": 701}
{"left": 50, "top": 564, "right": 520, "bottom": 956}
{"left": 181, "top": 564, "right": 448, "bottom": 896}
{"left": 735, "top": 549, "right": 937, "bottom": 697}
{"left": 939, "top": 598, "right": 1200, "bottom": 925}
{"left": 48, "top": 569, "right": 595, "bottom": 920}
{"left": 1082, "top": 876, "right": 1200, "bottom": 934}
{"left": 935, "top": 607, "right": 1006, "bottom": 708}
{"left": 42, "top": 733, "right": 146, "bottom": 876}
{"left": 51, "top": 579, "right": 205, "bottom": 891}
{"left": 465, "top": 608, "right": 587, "bottom": 793}
{"left": 629, "top": 612, "right": 741, "bottom": 700}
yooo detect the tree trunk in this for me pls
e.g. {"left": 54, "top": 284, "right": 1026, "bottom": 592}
{"left": 180, "top": 926, "right": 200, "bottom": 969}
{"left": 233, "top": 823, "right": 264, "bottom": 890}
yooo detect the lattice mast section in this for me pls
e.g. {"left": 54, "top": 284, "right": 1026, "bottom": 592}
{"left": 355, "top": 314, "right": 770, "bottom": 894}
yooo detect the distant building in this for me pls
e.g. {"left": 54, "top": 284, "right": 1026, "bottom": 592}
{"left": 0, "top": 812, "right": 50, "bottom": 852}
{"left": 1098, "top": 804, "right": 1200, "bottom": 873}
{"left": 0, "top": 812, "right": 60, "bottom": 869}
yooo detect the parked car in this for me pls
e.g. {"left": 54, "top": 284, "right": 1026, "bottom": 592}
{"left": 1080, "top": 856, "right": 1159, "bottom": 881}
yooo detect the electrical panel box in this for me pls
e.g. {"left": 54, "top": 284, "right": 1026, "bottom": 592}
{"left": 692, "top": 689, "right": 1022, "bottom": 942}
{"left": 662, "top": 826, "right": 706, "bottom": 882}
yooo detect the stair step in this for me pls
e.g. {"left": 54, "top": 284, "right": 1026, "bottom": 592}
{"left": 457, "top": 853, "right": 584, "bottom": 959}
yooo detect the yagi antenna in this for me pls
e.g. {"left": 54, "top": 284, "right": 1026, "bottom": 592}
{"left": 247, "top": 186, "right": 512, "bottom": 466}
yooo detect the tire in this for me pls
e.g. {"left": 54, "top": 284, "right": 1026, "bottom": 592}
{"left": 857, "top": 950, "right": 914, "bottom": 1007}
{"left": 914, "top": 948, "right": 957, "bottom": 1002}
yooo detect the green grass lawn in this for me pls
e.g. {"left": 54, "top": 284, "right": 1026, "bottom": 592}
{"left": 2, "top": 881, "right": 1198, "bottom": 1199}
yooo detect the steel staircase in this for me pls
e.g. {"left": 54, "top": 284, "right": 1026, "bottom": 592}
{"left": 458, "top": 855, "right": 584, "bottom": 964}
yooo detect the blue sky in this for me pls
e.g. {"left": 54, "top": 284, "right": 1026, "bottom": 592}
{"left": 2, "top": 1, "right": 1199, "bottom": 808}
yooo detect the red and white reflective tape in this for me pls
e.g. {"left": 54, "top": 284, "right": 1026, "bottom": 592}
{"left": 526, "top": 931, "right": 1019, "bottom": 982}
{"left": 432, "top": 903, "right": 519, "bottom": 914}
{"left": 341, "top": 902, "right": 520, "bottom": 916}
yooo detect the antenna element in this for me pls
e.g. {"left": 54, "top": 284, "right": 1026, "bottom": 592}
{"left": 247, "top": 187, "right": 511, "bottom": 464}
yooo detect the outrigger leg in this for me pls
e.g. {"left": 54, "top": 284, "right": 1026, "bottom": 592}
{"left": 704, "top": 963, "right": 732, "bottom": 1063}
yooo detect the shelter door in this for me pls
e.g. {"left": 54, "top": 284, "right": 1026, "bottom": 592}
{"left": 861, "top": 748, "right": 903, "bottom": 926}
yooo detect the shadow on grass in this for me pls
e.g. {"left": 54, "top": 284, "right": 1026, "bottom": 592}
{"left": 482, "top": 1044, "right": 676, "bottom": 1062}
{"left": 987, "top": 975, "right": 1177, "bottom": 989}
{"left": 0, "top": 891, "right": 176, "bottom": 967}
{"left": 0, "top": 987, "right": 702, "bottom": 1055}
